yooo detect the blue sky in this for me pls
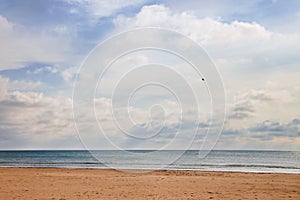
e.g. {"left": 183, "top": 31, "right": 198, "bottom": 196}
{"left": 0, "top": 0, "right": 299, "bottom": 150}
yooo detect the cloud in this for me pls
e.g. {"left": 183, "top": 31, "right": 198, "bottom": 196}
{"left": 0, "top": 76, "right": 9, "bottom": 100}
{"left": 1, "top": 91, "right": 45, "bottom": 107}
{"left": 0, "top": 75, "right": 42, "bottom": 97}
{"left": 105, "top": 116, "right": 210, "bottom": 149}
{"left": 67, "top": 0, "right": 147, "bottom": 19}
{"left": 60, "top": 67, "right": 78, "bottom": 83}
{"left": 227, "top": 86, "right": 299, "bottom": 122}
{"left": 0, "top": 75, "right": 78, "bottom": 149}
{"left": 0, "top": 15, "right": 13, "bottom": 30}
{"left": 232, "top": 92, "right": 260, "bottom": 118}
{"left": 292, "top": 119, "right": 300, "bottom": 125}
{"left": 114, "top": 4, "right": 272, "bottom": 44}
{"left": 228, "top": 104, "right": 254, "bottom": 120}
{"left": 74, "top": 93, "right": 211, "bottom": 149}
{"left": 26, "top": 66, "right": 59, "bottom": 75}
{"left": 248, "top": 120, "right": 300, "bottom": 138}
{"left": 0, "top": 90, "right": 79, "bottom": 149}
{"left": 113, "top": 4, "right": 300, "bottom": 72}
{"left": 0, "top": 15, "right": 74, "bottom": 70}
{"left": 215, "top": 118, "right": 300, "bottom": 150}
{"left": 1, "top": 87, "right": 298, "bottom": 150}
{"left": 163, "top": 0, "right": 269, "bottom": 19}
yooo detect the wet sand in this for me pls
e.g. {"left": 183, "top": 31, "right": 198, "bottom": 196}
{"left": 0, "top": 168, "right": 299, "bottom": 199}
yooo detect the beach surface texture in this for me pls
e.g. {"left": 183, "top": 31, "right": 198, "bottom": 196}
{"left": 0, "top": 168, "right": 299, "bottom": 199}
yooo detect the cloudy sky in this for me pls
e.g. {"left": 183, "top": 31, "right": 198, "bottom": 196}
{"left": 0, "top": 0, "right": 299, "bottom": 150}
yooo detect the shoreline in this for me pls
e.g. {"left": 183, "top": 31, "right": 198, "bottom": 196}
{"left": 0, "top": 166, "right": 300, "bottom": 175}
{"left": 0, "top": 167, "right": 299, "bottom": 199}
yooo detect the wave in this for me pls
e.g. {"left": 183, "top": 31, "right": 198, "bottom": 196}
{"left": 170, "top": 163, "right": 300, "bottom": 170}
{"left": 0, "top": 161, "right": 299, "bottom": 170}
{"left": 0, "top": 161, "right": 103, "bottom": 165}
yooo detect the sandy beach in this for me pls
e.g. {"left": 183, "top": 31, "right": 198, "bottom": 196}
{"left": 0, "top": 168, "right": 299, "bottom": 199}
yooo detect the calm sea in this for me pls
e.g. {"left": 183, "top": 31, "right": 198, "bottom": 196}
{"left": 0, "top": 150, "right": 299, "bottom": 174}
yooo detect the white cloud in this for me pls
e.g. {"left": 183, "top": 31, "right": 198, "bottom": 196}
{"left": 0, "top": 15, "right": 74, "bottom": 70}
{"left": 0, "top": 15, "right": 14, "bottom": 31}
{"left": 26, "top": 66, "right": 59, "bottom": 75}
{"left": 216, "top": 118, "right": 300, "bottom": 150}
{"left": 225, "top": 80, "right": 300, "bottom": 134}
{"left": 0, "top": 76, "right": 42, "bottom": 97}
{"left": 67, "top": 0, "right": 147, "bottom": 18}
{"left": 0, "top": 86, "right": 298, "bottom": 150}
{"left": 8, "top": 79, "right": 42, "bottom": 92}
{"left": 2, "top": 91, "right": 44, "bottom": 106}
{"left": 0, "top": 76, "right": 9, "bottom": 100}
{"left": 53, "top": 25, "right": 68, "bottom": 35}
{"left": 113, "top": 4, "right": 300, "bottom": 68}
{"left": 114, "top": 4, "right": 272, "bottom": 44}
{"left": 0, "top": 90, "right": 78, "bottom": 149}
{"left": 61, "top": 67, "right": 78, "bottom": 83}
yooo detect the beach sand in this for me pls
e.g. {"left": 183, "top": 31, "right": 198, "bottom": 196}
{"left": 0, "top": 168, "right": 299, "bottom": 199}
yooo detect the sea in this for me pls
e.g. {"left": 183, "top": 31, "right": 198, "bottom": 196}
{"left": 0, "top": 150, "right": 299, "bottom": 174}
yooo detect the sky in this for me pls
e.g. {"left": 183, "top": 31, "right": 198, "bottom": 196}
{"left": 0, "top": 0, "right": 299, "bottom": 150}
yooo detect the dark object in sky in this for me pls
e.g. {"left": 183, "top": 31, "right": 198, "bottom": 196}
{"left": 202, "top": 78, "right": 205, "bottom": 81}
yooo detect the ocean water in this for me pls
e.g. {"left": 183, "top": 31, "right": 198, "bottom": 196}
{"left": 0, "top": 150, "right": 299, "bottom": 174}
